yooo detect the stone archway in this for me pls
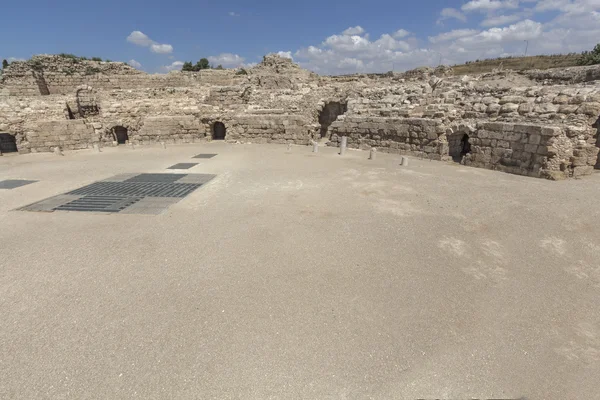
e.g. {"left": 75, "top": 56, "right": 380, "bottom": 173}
{"left": 75, "top": 85, "right": 99, "bottom": 118}
{"left": 448, "top": 132, "right": 472, "bottom": 162}
{"left": 212, "top": 122, "right": 226, "bottom": 140}
{"left": 318, "top": 101, "right": 347, "bottom": 139}
{"left": 0, "top": 133, "right": 18, "bottom": 153}
{"left": 114, "top": 126, "right": 129, "bottom": 144}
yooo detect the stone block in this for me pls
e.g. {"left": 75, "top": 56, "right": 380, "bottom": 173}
{"left": 553, "top": 95, "right": 569, "bottom": 104}
{"left": 577, "top": 102, "right": 600, "bottom": 116}
{"left": 524, "top": 144, "right": 539, "bottom": 153}
{"left": 558, "top": 104, "right": 578, "bottom": 114}
{"left": 500, "top": 103, "right": 519, "bottom": 113}
{"left": 529, "top": 134, "right": 541, "bottom": 145}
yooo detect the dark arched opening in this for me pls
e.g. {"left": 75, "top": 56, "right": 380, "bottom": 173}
{"left": 114, "top": 126, "right": 129, "bottom": 144}
{"left": 448, "top": 132, "right": 471, "bottom": 162}
{"left": 0, "top": 133, "right": 18, "bottom": 153}
{"left": 213, "top": 122, "right": 226, "bottom": 140}
{"left": 319, "top": 102, "right": 347, "bottom": 139}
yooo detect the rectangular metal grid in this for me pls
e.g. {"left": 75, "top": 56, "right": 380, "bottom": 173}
{"left": 168, "top": 163, "right": 198, "bottom": 170}
{"left": 193, "top": 154, "right": 218, "bottom": 159}
{"left": 20, "top": 173, "right": 216, "bottom": 215}
{"left": 125, "top": 173, "right": 187, "bottom": 183}
{"left": 67, "top": 181, "right": 202, "bottom": 198}
{"left": 0, "top": 180, "right": 37, "bottom": 189}
{"left": 55, "top": 196, "right": 141, "bottom": 213}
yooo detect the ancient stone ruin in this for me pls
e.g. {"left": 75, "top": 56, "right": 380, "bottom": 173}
{"left": 1, "top": 54, "right": 600, "bottom": 179}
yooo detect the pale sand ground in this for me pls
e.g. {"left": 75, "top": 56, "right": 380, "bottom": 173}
{"left": 1, "top": 143, "right": 599, "bottom": 399}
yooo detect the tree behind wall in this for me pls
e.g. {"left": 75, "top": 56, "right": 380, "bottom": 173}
{"left": 195, "top": 58, "right": 210, "bottom": 70}
{"left": 181, "top": 58, "right": 212, "bottom": 72}
{"left": 577, "top": 44, "right": 600, "bottom": 66}
{"left": 2, "top": 59, "right": 8, "bottom": 69}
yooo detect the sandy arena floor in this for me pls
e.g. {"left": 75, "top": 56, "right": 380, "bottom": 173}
{"left": 1, "top": 143, "right": 599, "bottom": 399}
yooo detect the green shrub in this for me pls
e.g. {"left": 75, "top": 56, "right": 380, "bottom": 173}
{"left": 58, "top": 53, "right": 78, "bottom": 59}
{"left": 195, "top": 58, "right": 210, "bottom": 70}
{"left": 91, "top": 57, "right": 102, "bottom": 62}
{"left": 577, "top": 44, "right": 600, "bottom": 66}
{"left": 2, "top": 59, "right": 8, "bottom": 69}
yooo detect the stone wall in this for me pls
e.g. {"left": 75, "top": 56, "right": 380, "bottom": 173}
{"left": 329, "top": 117, "right": 447, "bottom": 159}
{"left": 225, "top": 114, "right": 312, "bottom": 145}
{"left": 1, "top": 54, "right": 600, "bottom": 179}
{"left": 26, "top": 120, "right": 95, "bottom": 153}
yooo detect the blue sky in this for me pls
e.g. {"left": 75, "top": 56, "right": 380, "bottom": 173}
{"left": 1, "top": 0, "right": 599, "bottom": 74}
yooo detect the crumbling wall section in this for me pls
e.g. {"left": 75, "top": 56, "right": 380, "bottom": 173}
{"left": 329, "top": 117, "right": 447, "bottom": 159}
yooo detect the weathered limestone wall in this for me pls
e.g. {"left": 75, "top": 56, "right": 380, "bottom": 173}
{"left": 462, "top": 122, "right": 599, "bottom": 179}
{"left": 137, "top": 116, "right": 205, "bottom": 144}
{"left": 2, "top": 54, "right": 599, "bottom": 179}
{"left": 226, "top": 114, "right": 312, "bottom": 145}
{"left": 27, "top": 120, "right": 95, "bottom": 153}
{"left": 329, "top": 117, "right": 446, "bottom": 159}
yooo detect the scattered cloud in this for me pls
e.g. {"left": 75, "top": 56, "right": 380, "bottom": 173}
{"left": 392, "top": 29, "right": 411, "bottom": 38}
{"left": 7, "top": 57, "right": 25, "bottom": 62}
{"left": 437, "top": 8, "right": 468, "bottom": 24}
{"left": 275, "top": 51, "right": 293, "bottom": 60}
{"left": 429, "top": 29, "right": 480, "bottom": 43}
{"left": 126, "top": 30, "right": 173, "bottom": 54}
{"left": 480, "top": 13, "right": 523, "bottom": 27}
{"left": 128, "top": 59, "right": 142, "bottom": 69}
{"left": 160, "top": 60, "right": 184, "bottom": 72}
{"left": 150, "top": 44, "right": 173, "bottom": 54}
{"left": 207, "top": 53, "right": 246, "bottom": 67}
{"left": 342, "top": 26, "right": 366, "bottom": 36}
{"left": 228, "top": 11, "right": 240, "bottom": 17}
{"left": 127, "top": 31, "right": 153, "bottom": 46}
{"left": 462, "top": 0, "right": 519, "bottom": 12}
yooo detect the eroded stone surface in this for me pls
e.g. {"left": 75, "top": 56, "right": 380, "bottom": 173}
{"left": 1, "top": 54, "right": 599, "bottom": 179}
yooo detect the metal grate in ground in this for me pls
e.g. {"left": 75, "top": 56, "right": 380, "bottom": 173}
{"left": 55, "top": 196, "right": 142, "bottom": 213}
{"left": 0, "top": 180, "right": 37, "bottom": 189}
{"left": 192, "top": 154, "right": 218, "bottom": 159}
{"left": 125, "top": 173, "right": 186, "bottom": 183}
{"left": 167, "top": 163, "right": 198, "bottom": 170}
{"left": 19, "top": 173, "right": 216, "bottom": 214}
{"left": 67, "top": 181, "right": 202, "bottom": 198}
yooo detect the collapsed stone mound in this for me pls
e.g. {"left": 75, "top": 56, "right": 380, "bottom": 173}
{"left": 4, "top": 55, "right": 143, "bottom": 76}
{"left": 1, "top": 52, "right": 600, "bottom": 180}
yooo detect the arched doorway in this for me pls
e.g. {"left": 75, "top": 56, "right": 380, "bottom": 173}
{"left": 0, "top": 133, "right": 18, "bottom": 153}
{"left": 318, "top": 101, "right": 347, "bottom": 139}
{"left": 114, "top": 126, "right": 129, "bottom": 144}
{"left": 212, "top": 122, "right": 226, "bottom": 140}
{"left": 448, "top": 132, "right": 471, "bottom": 162}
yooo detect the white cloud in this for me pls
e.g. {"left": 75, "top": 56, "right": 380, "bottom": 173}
{"left": 392, "top": 29, "right": 411, "bottom": 38}
{"left": 481, "top": 13, "right": 526, "bottom": 27}
{"left": 128, "top": 59, "right": 142, "bottom": 69}
{"left": 229, "top": 11, "right": 240, "bottom": 17}
{"left": 127, "top": 31, "right": 153, "bottom": 46}
{"left": 160, "top": 61, "right": 184, "bottom": 72}
{"left": 429, "top": 29, "right": 480, "bottom": 43}
{"left": 126, "top": 30, "right": 173, "bottom": 55}
{"left": 437, "top": 8, "right": 468, "bottom": 23}
{"left": 342, "top": 26, "right": 366, "bottom": 36}
{"left": 7, "top": 57, "right": 25, "bottom": 62}
{"left": 457, "top": 19, "right": 542, "bottom": 46}
{"left": 275, "top": 51, "right": 294, "bottom": 60}
{"left": 207, "top": 53, "right": 246, "bottom": 67}
{"left": 150, "top": 44, "right": 173, "bottom": 54}
{"left": 462, "top": 0, "right": 519, "bottom": 12}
